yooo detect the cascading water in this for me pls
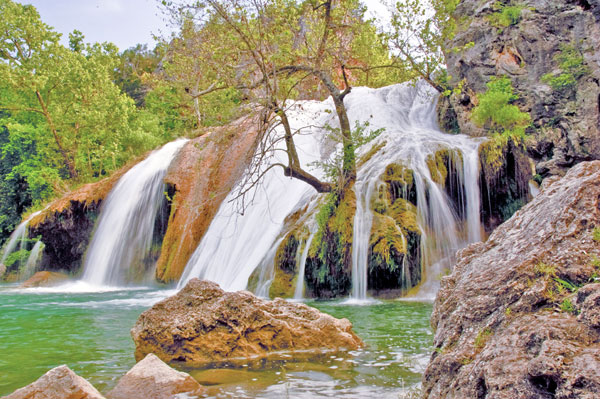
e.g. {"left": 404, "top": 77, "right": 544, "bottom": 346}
{"left": 21, "top": 241, "right": 44, "bottom": 279}
{"left": 81, "top": 139, "right": 188, "bottom": 286}
{"left": 293, "top": 227, "right": 317, "bottom": 300}
{"left": 177, "top": 102, "right": 334, "bottom": 291}
{"left": 1, "top": 211, "right": 41, "bottom": 265}
{"left": 178, "top": 81, "right": 485, "bottom": 300}
{"left": 346, "top": 83, "right": 484, "bottom": 300}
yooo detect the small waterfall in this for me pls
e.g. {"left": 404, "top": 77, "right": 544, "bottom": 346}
{"left": 81, "top": 139, "right": 188, "bottom": 286}
{"left": 1, "top": 211, "right": 41, "bottom": 265}
{"left": 293, "top": 228, "right": 316, "bottom": 300}
{"left": 21, "top": 241, "right": 44, "bottom": 279}
{"left": 254, "top": 238, "right": 285, "bottom": 298}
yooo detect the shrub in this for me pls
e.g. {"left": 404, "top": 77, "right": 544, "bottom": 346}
{"left": 488, "top": 3, "right": 524, "bottom": 27}
{"left": 541, "top": 44, "right": 588, "bottom": 90}
{"left": 471, "top": 76, "right": 531, "bottom": 138}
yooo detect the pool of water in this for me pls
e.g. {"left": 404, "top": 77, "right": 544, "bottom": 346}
{"left": 0, "top": 283, "right": 432, "bottom": 397}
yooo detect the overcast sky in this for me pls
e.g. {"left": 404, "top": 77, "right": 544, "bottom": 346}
{"left": 15, "top": 0, "right": 389, "bottom": 51}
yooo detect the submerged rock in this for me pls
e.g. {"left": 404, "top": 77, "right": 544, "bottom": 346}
{"left": 107, "top": 353, "right": 205, "bottom": 399}
{"left": 423, "top": 161, "right": 600, "bottom": 398}
{"left": 2, "top": 365, "right": 104, "bottom": 399}
{"left": 20, "top": 271, "right": 69, "bottom": 288}
{"left": 131, "top": 279, "right": 363, "bottom": 365}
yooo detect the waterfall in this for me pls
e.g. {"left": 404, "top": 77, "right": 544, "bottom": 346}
{"left": 177, "top": 100, "right": 332, "bottom": 291}
{"left": 81, "top": 139, "right": 188, "bottom": 286}
{"left": 293, "top": 227, "right": 317, "bottom": 300}
{"left": 178, "top": 82, "right": 485, "bottom": 300}
{"left": 1, "top": 211, "right": 41, "bottom": 265}
{"left": 21, "top": 241, "right": 44, "bottom": 279}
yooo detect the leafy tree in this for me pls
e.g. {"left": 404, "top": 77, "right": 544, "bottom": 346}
{"left": 0, "top": 0, "right": 163, "bottom": 182}
{"left": 384, "top": 0, "right": 460, "bottom": 92}
{"left": 159, "top": 0, "right": 403, "bottom": 195}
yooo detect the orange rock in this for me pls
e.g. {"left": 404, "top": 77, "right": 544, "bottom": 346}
{"left": 131, "top": 279, "right": 364, "bottom": 366}
{"left": 20, "top": 271, "right": 69, "bottom": 288}
{"left": 155, "top": 115, "right": 261, "bottom": 283}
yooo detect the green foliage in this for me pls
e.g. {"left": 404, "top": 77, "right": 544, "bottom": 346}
{"left": 487, "top": 3, "right": 524, "bottom": 28}
{"left": 592, "top": 227, "right": 600, "bottom": 242}
{"left": 554, "top": 277, "right": 578, "bottom": 293}
{"left": 471, "top": 76, "right": 531, "bottom": 138}
{"left": 534, "top": 261, "right": 556, "bottom": 278}
{"left": 541, "top": 44, "right": 588, "bottom": 91}
{"left": 474, "top": 328, "right": 492, "bottom": 350}
{"left": 560, "top": 298, "right": 575, "bottom": 314}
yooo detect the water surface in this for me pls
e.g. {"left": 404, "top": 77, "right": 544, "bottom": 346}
{"left": 0, "top": 284, "right": 432, "bottom": 397}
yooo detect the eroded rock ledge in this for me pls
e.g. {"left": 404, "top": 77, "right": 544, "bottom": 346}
{"left": 423, "top": 161, "right": 600, "bottom": 398}
{"left": 132, "top": 279, "right": 364, "bottom": 365}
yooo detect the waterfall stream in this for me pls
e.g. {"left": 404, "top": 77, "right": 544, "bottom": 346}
{"left": 81, "top": 139, "right": 188, "bottom": 286}
{"left": 1, "top": 211, "right": 41, "bottom": 265}
{"left": 178, "top": 82, "right": 485, "bottom": 299}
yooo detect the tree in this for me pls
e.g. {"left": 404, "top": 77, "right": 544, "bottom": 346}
{"left": 159, "top": 0, "right": 404, "bottom": 195}
{"left": 0, "top": 0, "right": 163, "bottom": 182}
{"left": 384, "top": 0, "right": 459, "bottom": 93}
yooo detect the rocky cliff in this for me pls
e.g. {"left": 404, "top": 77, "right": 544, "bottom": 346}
{"left": 423, "top": 161, "right": 600, "bottom": 398}
{"left": 444, "top": 0, "right": 600, "bottom": 176}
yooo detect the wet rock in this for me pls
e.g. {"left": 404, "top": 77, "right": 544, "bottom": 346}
{"left": 107, "top": 353, "right": 205, "bottom": 399}
{"left": 423, "top": 161, "right": 600, "bottom": 398}
{"left": 20, "top": 271, "right": 70, "bottom": 288}
{"left": 155, "top": 115, "right": 261, "bottom": 283}
{"left": 2, "top": 365, "right": 104, "bottom": 399}
{"left": 0, "top": 263, "right": 6, "bottom": 279}
{"left": 131, "top": 279, "right": 363, "bottom": 365}
{"left": 443, "top": 0, "right": 600, "bottom": 175}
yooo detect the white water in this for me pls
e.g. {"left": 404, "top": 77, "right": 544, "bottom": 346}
{"left": 179, "top": 82, "right": 485, "bottom": 300}
{"left": 293, "top": 227, "right": 317, "bottom": 299}
{"left": 21, "top": 241, "right": 44, "bottom": 279}
{"left": 178, "top": 102, "right": 333, "bottom": 291}
{"left": 1, "top": 211, "right": 41, "bottom": 265}
{"left": 81, "top": 139, "right": 188, "bottom": 286}
{"left": 345, "top": 83, "right": 483, "bottom": 300}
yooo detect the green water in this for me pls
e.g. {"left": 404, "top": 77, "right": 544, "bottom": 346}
{"left": 0, "top": 283, "right": 432, "bottom": 398}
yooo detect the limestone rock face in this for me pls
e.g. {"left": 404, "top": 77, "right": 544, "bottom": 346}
{"left": 444, "top": 0, "right": 600, "bottom": 175}
{"left": 423, "top": 161, "right": 600, "bottom": 398}
{"left": 20, "top": 271, "right": 69, "bottom": 288}
{"left": 107, "top": 353, "right": 205, "bottom": 399}
{"left": 155, "top": 115, "right": 260, "bottom": 283}
{"left": 131, "top": 279, "right": 364, "bottom": 365}
{"left": 2, "top": 365, "right": 104, "bottom": 399}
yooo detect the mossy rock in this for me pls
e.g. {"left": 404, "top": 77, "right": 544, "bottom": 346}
{"left": 269, "top": 228, "right": 309, "bottom": 298}
{"left": 382, "top": 163, "right": 416, "bottom": 204}
{"left": 426, "top": 148, "right": 463, "bottom": 187}
{"left": 305, "top": 189, "right": 355, "bottom": 298}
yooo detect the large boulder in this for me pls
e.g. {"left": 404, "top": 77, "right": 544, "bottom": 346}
{"left": 132, "top": 279, "right": 363, "bottom": 365}
{"left": 444, "top": 0, "right": 600, "bottom": 175}
{"left": 20, "top": 271, "right": 69, "bottom": 288}
{"left": 423, "top": 161, "right": 600, "bottom": 398}
{"left": 107, "top": 353, "right": 205, "bottom": 399}
{"left": 2, "top": 365, "right": 104, "bottom": 399}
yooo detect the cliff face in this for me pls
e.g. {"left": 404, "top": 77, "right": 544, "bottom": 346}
{"left": 155, "top": 116, "right": 260, "bottom": 283}
{"left": 445, "top": 0, "right": 600, "bottom": 175}
{"left": 423, "top": 161, "right": 600, "bottom": 398}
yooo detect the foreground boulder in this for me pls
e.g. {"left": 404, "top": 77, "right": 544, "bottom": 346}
{"left": 107, "top": 354, "right": 204, "bottom": 399}
{"left": 132, "top": 279, "right": 363, "bottom": 365}
{"left": 2, "top": 365, "right": 104, "bottom": 399}
{"left": 423, "top": 161, "right": 600, "bottom": 398}
{"left": 20, "top": 271, "right": 69, "bottom": 288}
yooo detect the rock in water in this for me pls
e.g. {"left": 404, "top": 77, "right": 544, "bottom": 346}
{"left": 107, "top": 353, "right": 205, "bottom": 399}
{"left": 20, "top": 271, "right": 69, "bottom": 288}
{"left": 2, "top": 365, "right": 104, "bottom": 399}
{"left": 131, "top": 279, "right": 364, "bottom": 365}
{"left": 423, "top": 161, "right": 600, "bottom": 398}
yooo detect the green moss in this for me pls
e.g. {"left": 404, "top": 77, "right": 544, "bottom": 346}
{"left": 560, "top": 298, "right": 575, "bottom": 314}
{"left": 487, "top": 2, "right": 524, "bottom": 28}
{"left": 382, "top": 163, "right": 416, "bottom": 204}
{"left": 358, "top": 140, "right": 387, "bottom": 168}
{"left": 593, "top": 227, "right": 600, "bottom": 242}
{"left": 474, "top": 328, "right": 492, "bottom": 350}
{"left": 541, "top": 44, "right": 588, "bottom": 91}
{"left": 426, "top": 149, "right": 462, "bottom": 187}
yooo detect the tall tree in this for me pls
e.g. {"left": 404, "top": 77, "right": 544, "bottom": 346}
{"left": 160, "top": 0, "right": 405, "bottom": 194}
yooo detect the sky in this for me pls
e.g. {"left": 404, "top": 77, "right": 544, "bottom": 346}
{"left": 15, "top": 0, "right": 174, "bottom": 51}
{"left": 15, "top": 0, "right": 389, "bottom": 52}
